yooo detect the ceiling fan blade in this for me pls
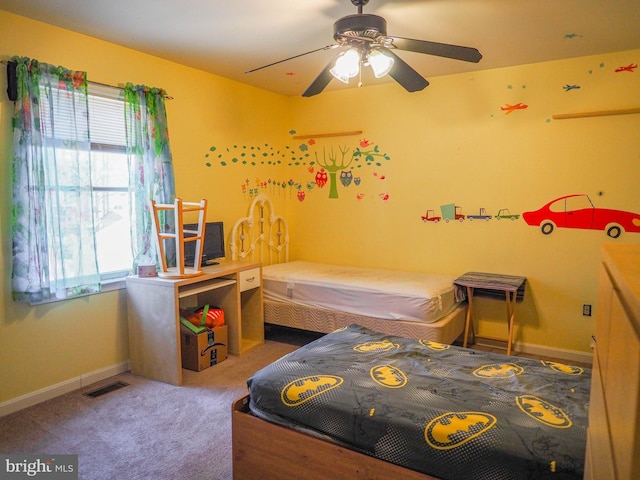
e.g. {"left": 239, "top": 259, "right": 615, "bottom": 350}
{"left": 245, "top": 45, "right": 337, "bottom": 74}
{"left": 388, "top": 36, "right": 482, "bottom": 63}
{"left": 385, "top": 49, "right": 429, "bottom": 92}
{"left": 302, "top": 60, "right": 335, "bottom": 97}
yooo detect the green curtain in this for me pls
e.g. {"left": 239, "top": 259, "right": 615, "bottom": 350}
{"left": 11, "top": 56, "right": 101, "bottom": 302}
{"left": 124, "top": 83, "right": 176, "bottom": 270}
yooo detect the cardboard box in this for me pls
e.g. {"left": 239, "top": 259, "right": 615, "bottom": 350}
{"left": 180, "top": 324, "right": 228, "bottom": 371}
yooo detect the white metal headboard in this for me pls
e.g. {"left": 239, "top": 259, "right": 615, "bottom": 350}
{"left": 230, "top": 194, "right": 289, "bottom": 264}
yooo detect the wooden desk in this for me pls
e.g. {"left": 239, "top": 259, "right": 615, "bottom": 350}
{"left": 454, "top": 272, "right": 526, "bottom": 355}
{"left": 126, "top": 261, "right": 263, "bottom": 385}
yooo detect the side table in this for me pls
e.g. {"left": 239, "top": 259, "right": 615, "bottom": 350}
{"left": 454, "top": 272, "right": 526, "bottom": 355}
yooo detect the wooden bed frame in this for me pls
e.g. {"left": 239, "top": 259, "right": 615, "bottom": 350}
{"left": 230, "top": 194, "right": 467, "bottom": 344}
{"left": 232, "top": 395, "right": 438, "bottom": 480}
{"left": 231, "top": 243, "right": 640, "bottom": 479}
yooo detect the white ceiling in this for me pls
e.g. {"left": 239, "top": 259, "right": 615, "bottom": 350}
{"left": 1, "top": 0, "right": 639, "bottom": 96}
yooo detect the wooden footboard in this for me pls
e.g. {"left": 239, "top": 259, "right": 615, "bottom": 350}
{"left": 232, "top": 395, "right": 439, "bottom": 480}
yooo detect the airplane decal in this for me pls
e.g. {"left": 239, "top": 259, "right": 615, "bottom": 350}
{"left": 501, "top": 103, "right": 528, "bottom": 114}
{"left": 615, "top": 63, "right": 637, "bottom": 73}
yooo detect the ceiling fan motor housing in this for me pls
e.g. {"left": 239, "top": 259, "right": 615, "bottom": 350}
{"left": 334, "top": 14, "right": 388, "bottom": 43}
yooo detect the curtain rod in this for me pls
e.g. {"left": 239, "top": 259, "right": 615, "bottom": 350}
{"left": 2, "top": 60, "right": 173, "bottom": 100}
{"left": 89, "top": 80, "right": 174, "bottom": 100}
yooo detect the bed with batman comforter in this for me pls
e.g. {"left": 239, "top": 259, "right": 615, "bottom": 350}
{"left": 240, "top": 324, "right": 590, "bottom": 480}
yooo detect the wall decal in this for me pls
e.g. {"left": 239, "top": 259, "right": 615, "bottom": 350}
{"left": 206, "top": 134, "right": 391, "bottom": 201}
{"left": 615, "top": 63, "right": 637, "bottom": 73}
{"left": 440, "top": 204, "right": 465, "bottom": 222}
{"left": 422, "top": 207, "right": 521, "bottom": 224}
{"left": 522, "top": 194, "right": 640, "bottom": 238}
{"left": 315, "top": 168, "right": 328, "bottom": 188}
{"left": 495, "top": 209, "right": 520, "bottom": 220}
{"left": 467, "top": 208, "right": 492, "bottom": 221}
{"left": 340, "top": 170, "right": 353, "bottom": 187}
{"left": 313, "top": 144, "right": 391, "bottom": 199}
{"left": 501, "top": 103, "right": 528, "bottom": 114}
{"left": 421, "top": 209, "right": 442, "bottom": 223}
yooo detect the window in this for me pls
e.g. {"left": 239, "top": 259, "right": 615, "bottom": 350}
{"left": 87, "top": 84, "right": 133, "bottom": 279}
{"left": 12, "top": 59, "right": 174, "bottom": 304}
{"left": 38, "top": 83, "right": 134, "bottom": 282}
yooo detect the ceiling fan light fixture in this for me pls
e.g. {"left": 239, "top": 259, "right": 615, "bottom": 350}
{"left": 330, "top": 48, "right": 361, "bottom": 83}
{"left": 368, "top": 49, "right": 394, "bottom": 78}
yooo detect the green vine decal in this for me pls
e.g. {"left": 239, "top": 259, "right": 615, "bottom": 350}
{"left": 204, "top": 135, "right": 391, "bottom": 200}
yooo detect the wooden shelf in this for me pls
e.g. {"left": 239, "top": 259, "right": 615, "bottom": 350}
{"left": 178, "top": 278, "right": 236, "bottom": 298}
{"left": 552, "top": 107, "right": 640, "bottom": 120}
{"left": 292, "top": 130, "right": 362, "bottom": 139}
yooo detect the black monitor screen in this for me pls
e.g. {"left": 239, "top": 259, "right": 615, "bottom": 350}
{"left": 183, "top": 221, "right": 225, "bottom": 266}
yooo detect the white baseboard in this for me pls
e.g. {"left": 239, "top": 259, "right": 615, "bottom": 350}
{"left": 474, "top": 338, "right": 593, "bottom": 365}
{"left": 0, "top": 361, "right": 130, "bottom": 417}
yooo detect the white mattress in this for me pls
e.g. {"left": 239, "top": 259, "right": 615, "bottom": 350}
{"left": 262, "top": 261, "right": 460, "bottom": 324}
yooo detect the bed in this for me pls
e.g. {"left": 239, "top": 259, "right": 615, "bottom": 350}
{"left": 233, "top": 323, "right": 591, "bottom": 479}
{"left": 229, "top": 194, "right": 467, "bottom": 343}
{"left": 231, "top": 244, "right": 640, "bottom": 480}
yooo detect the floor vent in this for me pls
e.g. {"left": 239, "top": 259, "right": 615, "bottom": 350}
{"left": 83, "top": 381, "right": 129, "bottom": 399}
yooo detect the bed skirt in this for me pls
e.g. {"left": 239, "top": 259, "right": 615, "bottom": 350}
{"left": 264, "top": 300, "right": 467, "bottom": 344}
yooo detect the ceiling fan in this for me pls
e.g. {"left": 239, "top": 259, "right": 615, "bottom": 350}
{"left": 246, "top": 0, "right": 482, "bottom": 97}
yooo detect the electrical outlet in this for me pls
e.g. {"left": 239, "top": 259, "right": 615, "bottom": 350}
{"left": 582, "top": 304, "right": 592, "bottom": 317}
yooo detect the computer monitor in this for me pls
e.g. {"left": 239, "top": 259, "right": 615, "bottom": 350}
{"left": 183, "top": 221, "right": 225, "bottom": 266}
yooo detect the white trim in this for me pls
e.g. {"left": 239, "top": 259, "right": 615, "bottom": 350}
{"left": 29, "top": 278, "right": 126, "bottom": 306}
{"left": 0, "top": 361, "right": 130, "bottom": 417}
{"left": 475, "top": 337, "right": 593, "bottom": 365}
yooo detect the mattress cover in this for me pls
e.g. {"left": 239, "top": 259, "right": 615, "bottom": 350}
{"left": 248, "top": 324, "right": 591, "bottom": 480}
{"left": 262, "top": 261, "right": 460, "bottom": 324}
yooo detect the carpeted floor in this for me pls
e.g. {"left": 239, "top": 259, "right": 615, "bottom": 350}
{"left": 0, "top": 326, "right": 588, "bottom": 480}
{"left": 0, "top": 326, "right": 322, "bottom": 480}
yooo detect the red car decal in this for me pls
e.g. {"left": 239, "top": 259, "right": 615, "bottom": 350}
{"left": 522, "top": 194, "right": 640, "bottom": 238}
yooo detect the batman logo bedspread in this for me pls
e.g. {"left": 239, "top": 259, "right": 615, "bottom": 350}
{"left": 247, "top": 324, "right": 590, "bottom": 480}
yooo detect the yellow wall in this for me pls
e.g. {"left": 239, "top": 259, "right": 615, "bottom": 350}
{"left": 1, "top": 9, "right": 639, "bottom": 406}
{"left": 210, "top": 50, "right": 640, "bottom": 355}
{"left": 0, "top": 10, "right": 288, "bottom": 404}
